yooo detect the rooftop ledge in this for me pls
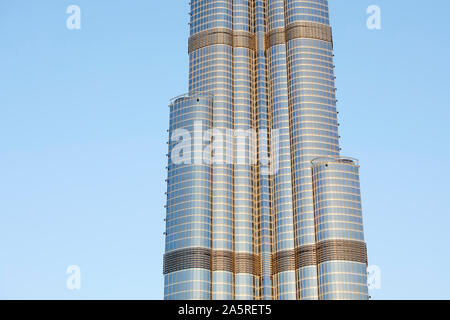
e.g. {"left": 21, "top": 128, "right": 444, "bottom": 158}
{"left": 169, "top": 92, "right": 214, "bottom": 106}
{"left": 311, "top": 156, "right": 359, "bottom": 167}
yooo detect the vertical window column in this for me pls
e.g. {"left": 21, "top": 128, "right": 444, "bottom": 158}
{"left": 233, "top": 0, "right": 258, "bottom": 300}
{"left": 266, "top": 0, "right": 297, "bottom": 300}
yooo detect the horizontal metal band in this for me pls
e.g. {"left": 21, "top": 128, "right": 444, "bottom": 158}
{"left": 286, "top": 22, "right": 333, "bottom": 43}
{"left": 212, "top": 250, "right": 233, "bottom": 273}
{"left": 317, "top": 240, "right": 368, "bottom": 265}
{"left": 272, "top": 250, "right": 295, "bottom": 274}
{"left": 188, "top": 28, "right": 256, "bottom": 53}
{"left": 163, "top": 247, "right": 211, "bottom": 274}
{"left": 272, "top": 246, "right": 317, "bottom": 274}
{"left": 164, "top": 249, "right": 262, "bottom": 276}
{"left": 163, "top": 241, "right": 366, "bottom": 275}
{"left": 235, "top": 252, "right": 261, "bottom": 276}
{"left": 272, "top": 240, "right": 367, "bottom": 274}
{"left": 296, "top": 244, "right": 317, "bottom": 269}
{"left": 233, "top": 31, "right": 256, "bottom": 51}
{"left": 265, "top": 28, "right": 286, "bottom": 49}
{"left": 265, "top": 22, "right": 333, "bottom": 50}
{"left": 212, "top": 251, "right": 261, "bottom": 276}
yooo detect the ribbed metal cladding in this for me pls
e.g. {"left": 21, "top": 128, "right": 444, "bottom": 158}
{"left": 163, "top": 248, "right": 211, "bottom": 274}
{"left": 317, "top": 240, "right": 368, "bottom": 265}
{"left": 212, "top": 250, "right": 234, "bottom": 273}
{"left": 271, "top": 241, "right": 367, "bottom": 274}
{"left": 296, "top": 245, "right": 317, "bottom": 269}
{"left": 234, "top": 31, "right": 256, "bottom": 49}
{"left": 271, "top": 250, "right": 295, "bottom": 275}
{"left": 264, "top": 22, "right": 332, "bottom": 50}
{"left": 188, "top": 29, "right": 256, "bottom": 53}
{"left": 188, "top": 28, "right": 232, "bottom": 53}
{"left": 270, "top": 241, "right": 367, "bottom": 274}
{"left": 264, "top": 28, "right": 285, "bottom": 49}
{"left": 235, "top": 253, "right": 262, "bottom": 276}
{"left": 285, "top": 22, "right": 332, "bottom": 43}
{"left": 209, "top": 251, "right": 261, "bottom": 276}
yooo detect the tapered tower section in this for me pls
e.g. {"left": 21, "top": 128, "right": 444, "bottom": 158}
{"left": 312, "top": 157, "right": 369, "bottom": 300}
{"left": 164, "top": 0, "right": 369, "bottom": 300}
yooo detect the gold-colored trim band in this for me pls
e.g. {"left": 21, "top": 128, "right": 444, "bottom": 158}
{"left": 272, "top": 250, "right": 295, "bottom": 274}
{"left": 296, "top": 245, "right": 317, "bottom": 269}
{"left": 235, "top": 252, "right": 261, "bottom": 276}
{"left": 286, "top": 22, "right": 333, "bottom": 43}
{"left": 163, "top": 241, "right": 366, "bottom": 275}
{"left": 188, "top": 28, "right": 256, "bottom": 53}
{"left": 164, "top": 249, "right": 262, "bottom": 275}
{"left": 212, "top": 250, "right": 233, "bottom": 273}
{"left": 213, "top": 251, "right": 261, "bottom": 276}
{"left": 265, "top": 28, "right": 286, "bottom": 49}
{"left": 317, "top": 240, "right": 368, "bottom": 265}
{"left": 272, "top": 246, "right": 316, "bottom": 274}
{"left": 271, "top": 240, "right": 367, "bottom": 274}
{"left": 163, "top": 247, "right": 211, "bottom": 274}
{"left": 233, "top": 31, "right": 256, "bottom": 51}
{"left": 265, "top": 22, "right": 333, "bottom": 51}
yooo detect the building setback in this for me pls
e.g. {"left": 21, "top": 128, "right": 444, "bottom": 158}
{"left": 164, "top": 0, "right": 369, "bottom": 300}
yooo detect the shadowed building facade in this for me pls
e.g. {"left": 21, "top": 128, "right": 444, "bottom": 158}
{"left": 164, "top": 0, "right": 369, "bottom": 300}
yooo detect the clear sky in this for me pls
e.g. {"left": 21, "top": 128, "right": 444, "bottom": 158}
{"left": 0, "top": 0, "right": 449, "bottom": 300}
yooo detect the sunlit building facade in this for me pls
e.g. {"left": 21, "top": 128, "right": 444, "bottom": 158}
{"left": 164, "top": 0, "right": 369, "bottom": 300}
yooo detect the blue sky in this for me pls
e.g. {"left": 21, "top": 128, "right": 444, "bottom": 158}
{"left": 0, "top": 0, "right": 449, "bottom": 300}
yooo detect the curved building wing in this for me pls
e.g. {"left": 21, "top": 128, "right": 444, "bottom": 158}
{"left": 163, "top": 0, "right": 369, "bottom": 300}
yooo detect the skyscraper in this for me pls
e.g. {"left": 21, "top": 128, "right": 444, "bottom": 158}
{"left": 163, "top": 0, "right": 369, "bottom": 300}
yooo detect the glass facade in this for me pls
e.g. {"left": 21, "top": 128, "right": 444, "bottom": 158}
{"left": 164, "top": 0, "right": 369, "bottom": 300}
{"left": 164, "top": 94, "right": 213, "bottom": 300}
{"left": 312, "top": 157, "right": 369, "bottom": 300}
